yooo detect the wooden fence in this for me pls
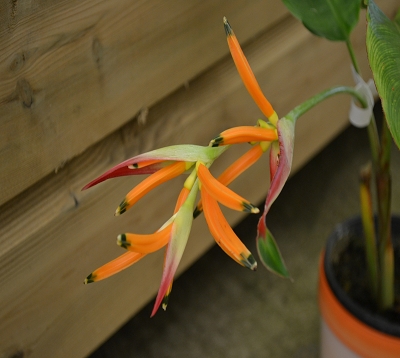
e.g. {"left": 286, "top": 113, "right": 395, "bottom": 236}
{"left": 0, "top": 1, "right": 396, "bottom": 357}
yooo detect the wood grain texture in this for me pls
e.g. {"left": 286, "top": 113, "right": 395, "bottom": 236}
{"left": 1, "top": 1, "right": 398, "bottom": 356}
{"left": 0, "top": 0, "right": 288, "bottom": 206}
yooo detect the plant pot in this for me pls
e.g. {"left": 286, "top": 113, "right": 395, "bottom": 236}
{"left": 318, "top": 216, "right": 400, "bottom": 358}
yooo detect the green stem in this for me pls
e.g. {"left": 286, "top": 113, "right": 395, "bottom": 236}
{"left": 346, "top": 39, "right": 361, "bottom": 74}
{"left": 287, "top": 86, "right": 367, "bottom": 121}
{"left": 346, "top": 39, "right": 394, "bottom": 310}
{"left": 377, "top": 119, "right": 394, "bottom": 310}
{"left": 359, "top": 163, "right": 379, "bottom": 301}
{"left": 367, "top": 117, "right": 381, "bottom": 166}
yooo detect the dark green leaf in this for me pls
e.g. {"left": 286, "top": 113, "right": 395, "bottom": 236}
{"left": 282, "top": 0, "right": 361, "bottom": 41}
{"left": 257, "top": 228, "right": 290, "bottom": 278}
{"left": 367, "top": 0, "right": 400, "bottom": 148}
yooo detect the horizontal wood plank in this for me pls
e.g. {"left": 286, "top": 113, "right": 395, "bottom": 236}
{"left": 0, "top": 0, "right": 288, "bottom": 206}
{"left": 1, "top": 1, "right": 398, "bottom": 356}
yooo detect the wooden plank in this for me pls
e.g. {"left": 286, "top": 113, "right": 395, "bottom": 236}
{"left": 0, "top": 2, "right": 397, "bottom": 356}
{"left": 0, "top": 0, "right": 288, "bottom": 206}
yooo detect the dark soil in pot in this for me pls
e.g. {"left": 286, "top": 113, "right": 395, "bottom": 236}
{"left": 324, "top": 216, "right": 400, "bottom": 337}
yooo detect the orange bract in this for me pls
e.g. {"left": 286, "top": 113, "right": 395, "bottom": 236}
{"left": 201, "top": 188, "right": 256, "bottom": 270}
{"left": 197, "top": 163, "right": 259, "bottom": 213}
{"left": 211, "top": 126, "right": 277, "bottom": 146}
{"left": 116, "top": 161, "right": 189, "bottom": 215}
{"left": 218, "top": 144, "right": 264, "bottom": 184}
{"left": 84, "top": 251, "right": 145, "bottom": 284}
{"left": 224, "top": 17, "right": 275, "bottom": 120}
{"left": 120, "top": 225, "right": 172, "bottom": 254}
{"left": 195, "top": 144, "right": 264, "bottom": 217}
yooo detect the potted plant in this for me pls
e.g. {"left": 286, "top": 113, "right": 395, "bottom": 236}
{"left": 82, "top": 0, "right": 399, "bottom": 355}
{"left": 280, "top": 1, "right": 400, "bottom": 356}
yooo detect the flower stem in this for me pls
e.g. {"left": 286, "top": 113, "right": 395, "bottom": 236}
{"left": 286, "top": 86, "right": 367, "bottom": 121}
{"left": 346, "top": 39, "right": 361, "bottom": 74}
{"left": 376, "top": 119, "right": 394, "bottom": 310}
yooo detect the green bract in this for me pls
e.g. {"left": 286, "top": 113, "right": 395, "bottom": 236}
{"left": 139, "top": 144, "right": 229, "bottom": 163}
{"left": 257, "top": 229, "right": 290, "bottom": 278}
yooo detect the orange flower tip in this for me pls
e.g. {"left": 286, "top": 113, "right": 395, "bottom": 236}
{"left": 223, "top": 16, "right": 233, "bottom": 37}
{"left": 117, "top": 234, "right": 130, "bottom": 249}
{"left": 84, "top": 273, "right": 96, "bottom": 284}
{"left": 193, "top": 206, "right": 203, "bottom": 218}
{"left": 115, "top": 199, "right": 128, "bottom": 216}
{"left": 243, "top": 202, "right": 260, "bottom": 214}
{"left": 241, "top": 254, "right": 257, "bottom": 271}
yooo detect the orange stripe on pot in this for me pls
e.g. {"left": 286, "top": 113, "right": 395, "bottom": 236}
{"left": 318, "top": 252, "right": 400, "bottom": 358}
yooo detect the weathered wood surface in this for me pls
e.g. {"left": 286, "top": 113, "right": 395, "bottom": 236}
{"left": 0, "top": 0, "right": 287, "bottom": 206}
{"left": 1, "top": 0, "right": 398, "bottom": 357}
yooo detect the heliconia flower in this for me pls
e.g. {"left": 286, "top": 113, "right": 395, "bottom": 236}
{"left": 84, "top": 18, "right": 296, "bottom": 316}
{"left": 83, "top": 141, "right": 263, "bottom": 315}
{"left": 224, "top": 17, "right": 294, "bottom": 277}
{"left": 83, "top": 145, "right": 226, "bottom": 284}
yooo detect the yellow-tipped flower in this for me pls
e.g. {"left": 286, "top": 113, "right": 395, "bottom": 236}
{"left": 83, "top": 140, "right": 264, "bottom": 315}
{"left": 83, "top": 17, "right": 295, "bottom": 316}
{"left": 84, "top": 251, "right": 145, "bottom": 284}
{"left": 115, "top": 161, "right": 193, "bottom": 216}
{"left": 117, "top": 224, "right": 172, "bottom": 254}
{"left": 197, "top": 162, "right": 259, "bottom": 214}
{"left": 194, "top": 143, "right": 266, "bottom": 217}
{"left": 201, "top": 187, "right": 257, "bottom": 270}
{"left": 223, "top": 16, "right": 279, "bottom": 126}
